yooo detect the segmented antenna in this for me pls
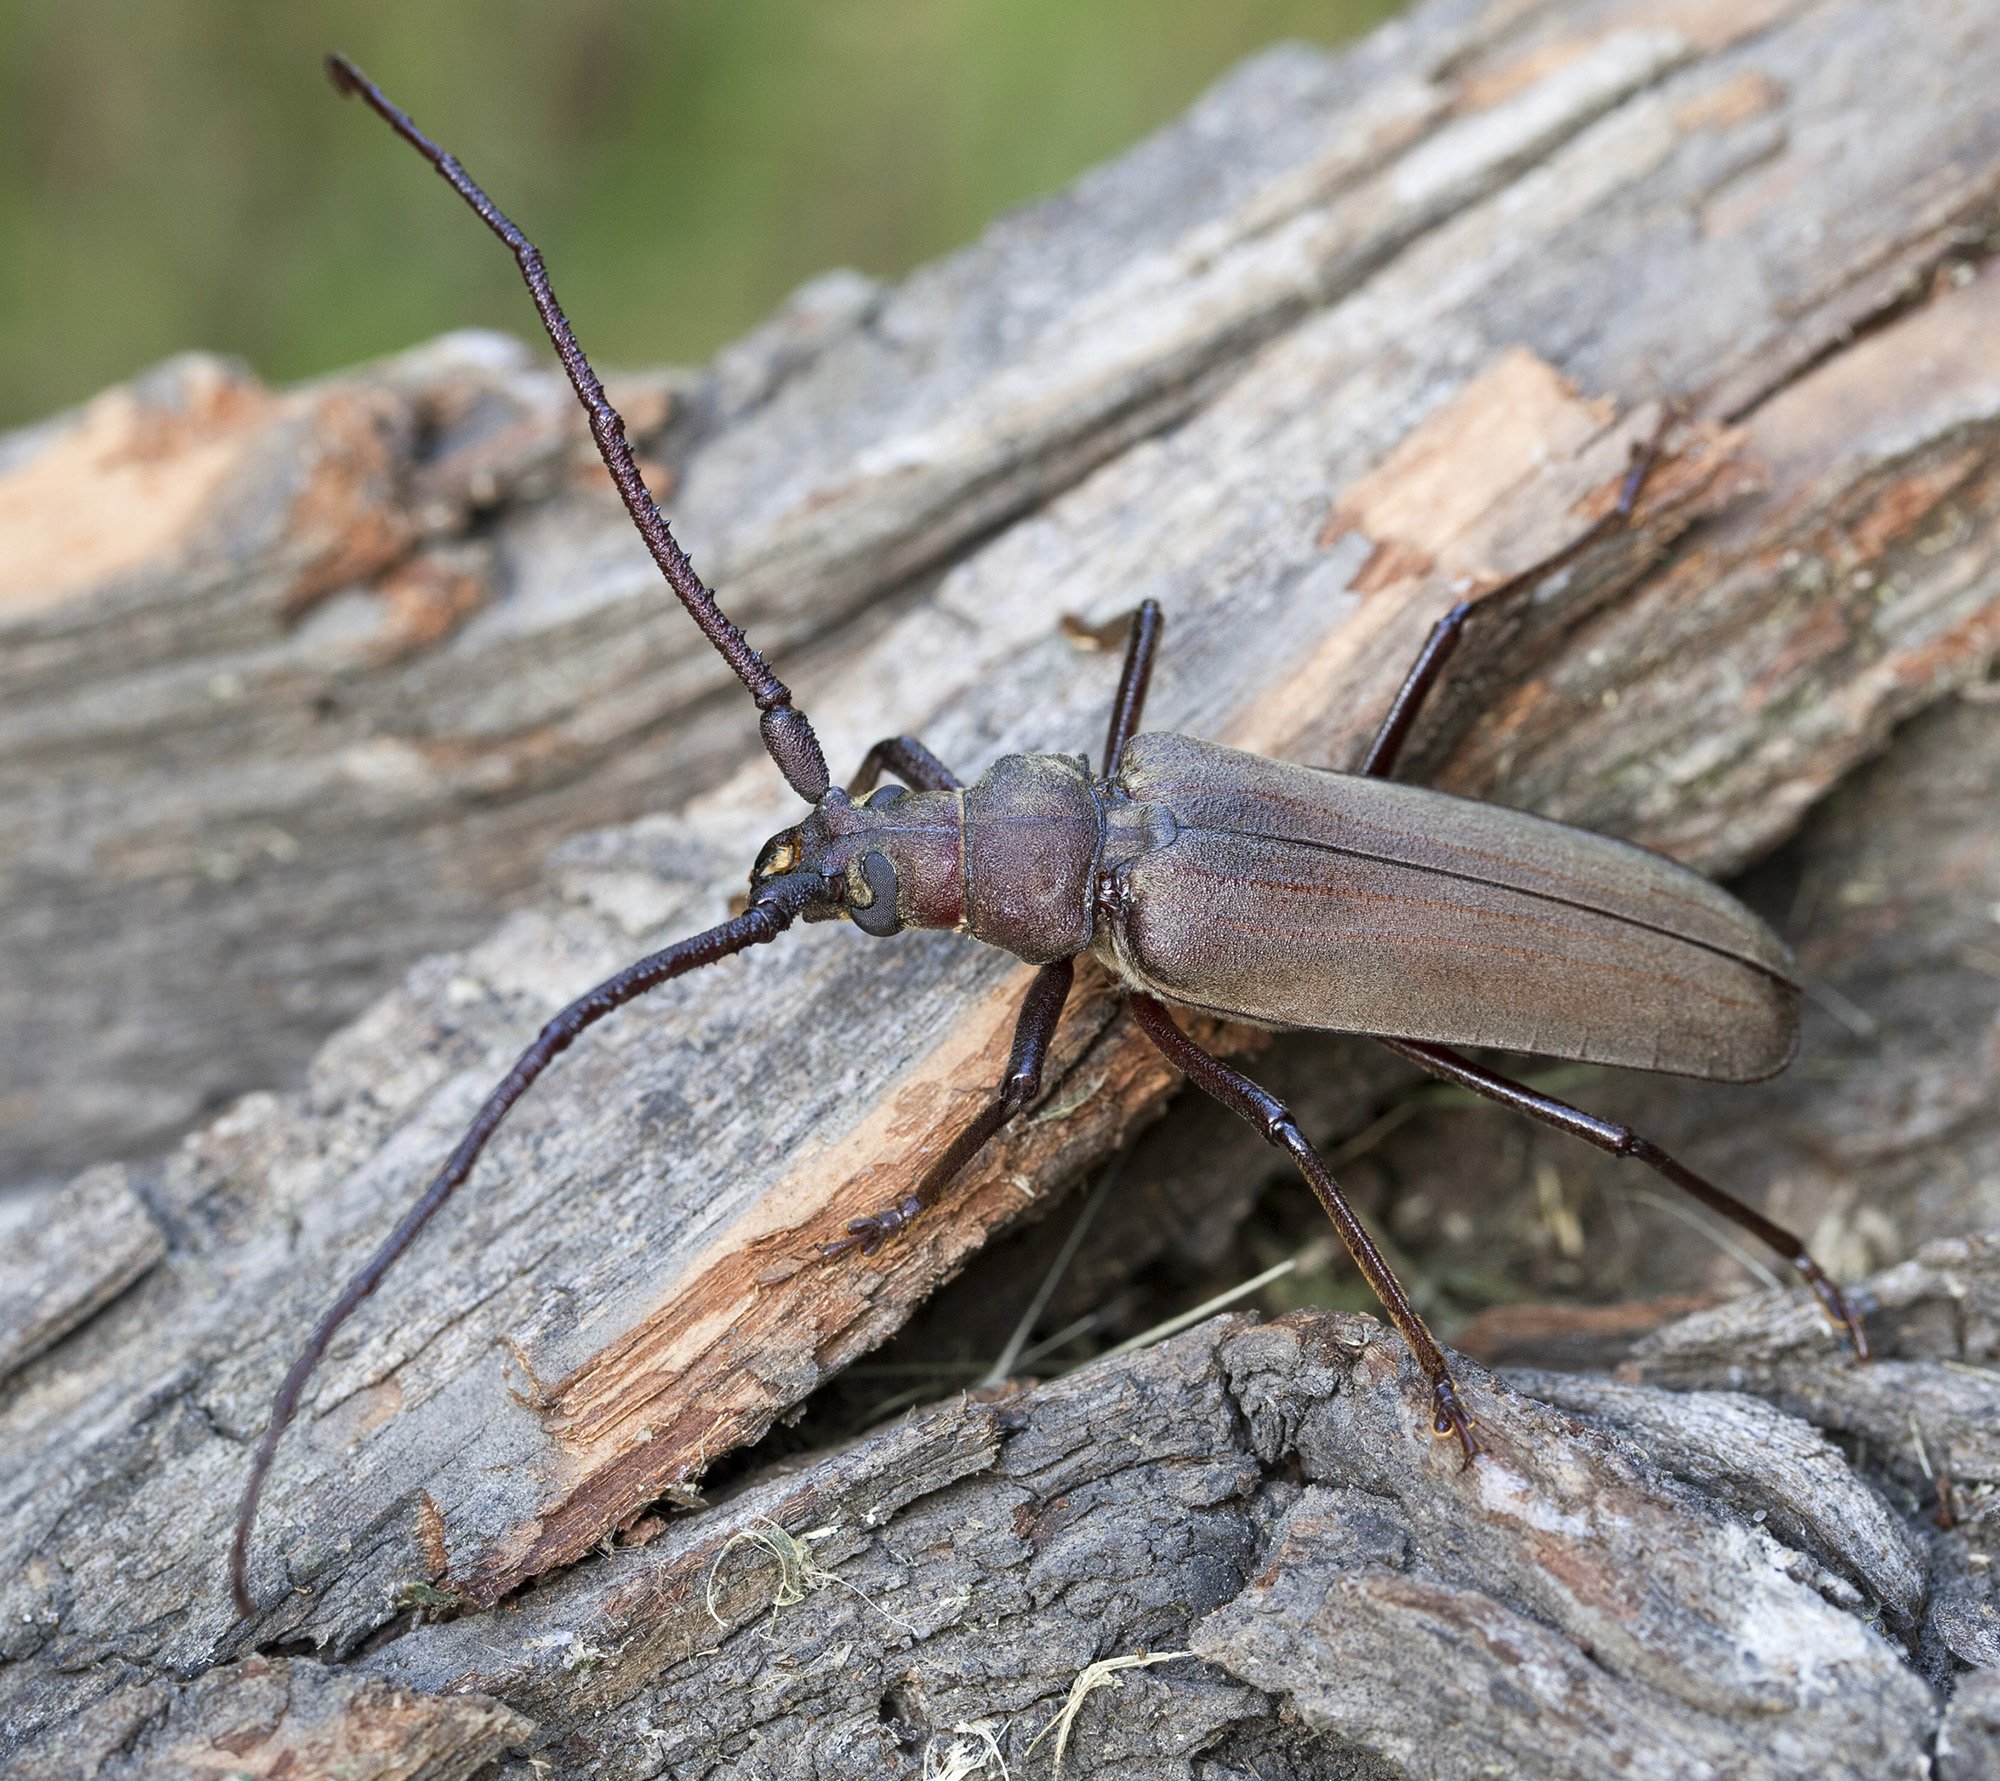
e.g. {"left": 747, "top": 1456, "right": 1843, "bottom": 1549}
{"left": 325, "top": 52, "right": 830, "bottom": 803}
{"left": 229, "top": 872, "right": 821, "bottom": 1617}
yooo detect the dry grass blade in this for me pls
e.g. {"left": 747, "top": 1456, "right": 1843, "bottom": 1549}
{"left": 1616, "top": 1186, "right": 1786, "bottom": 1291}
{"left": 1087, "top": 1263, "right": 1298, "bottom": 1367}
{"left": 979, "top": 1153, "right": 1126, "bottom": 1388}
{"left": 1025, "top": 1650, "right": 1191, "bottom": 1778}
{"left": 923, "top": 1718, "right": 1012, "bottom": 1780}
{"left": 704, "top": 1518, "right": 822, "bottom": 1626}
{"left": 702, "top": 1517, "right": 914, "bottom": 1638}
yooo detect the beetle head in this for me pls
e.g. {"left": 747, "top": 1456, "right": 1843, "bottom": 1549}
{"left": 749, "top": 786, "right": 965, "bottom": 938}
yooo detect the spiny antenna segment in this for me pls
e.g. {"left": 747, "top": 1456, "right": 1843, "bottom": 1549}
{"left": 325, "top": 52, "right": 830, "bottom": 803}
{"left": 229, "top": 871, "right": 821, "bottom": 1618}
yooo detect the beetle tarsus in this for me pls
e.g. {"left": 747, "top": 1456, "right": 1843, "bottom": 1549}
{"left": 822, "top": 1195, "right": 925, "bottom": 1260}
{"left": 1431, "top": 1378, "right": 1480, "bottom": 1466}
{"left": 1615, "top": 402, "right": 1682, "bottom": 515}
{"left": 1102, "top": 598, "right": 1163, "bottom": 774}
{"left": 1359, "top": 404, "right": 1681, "bottom": 782}
{"left": 1797, "top": 1263, "right": 1872, "bottom": 1361}
{"left": 819, "top": 959, "right": 1078, "bottom": 1267}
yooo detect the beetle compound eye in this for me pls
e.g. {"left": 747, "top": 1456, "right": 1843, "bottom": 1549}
{"left": 864, "top": 785, "right": 906, "bottom": 810}
{"left": 850, "top": 850, "right": 904, "bottom": 937}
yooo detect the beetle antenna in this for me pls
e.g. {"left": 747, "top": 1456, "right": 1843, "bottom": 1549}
{"left": 229, "top": 872, "right": 823, "bottom": 1618}
{"left": 324, "top": 52, "right": 831, "bottom": 804}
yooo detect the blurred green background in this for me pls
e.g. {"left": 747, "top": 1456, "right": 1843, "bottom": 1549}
{"left": 0, "top": 0, "right": 1400, "bottom": 431}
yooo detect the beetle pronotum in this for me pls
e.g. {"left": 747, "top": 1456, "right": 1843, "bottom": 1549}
{"left": 231, "top": 54, "right": 1870, "bottom": 1616}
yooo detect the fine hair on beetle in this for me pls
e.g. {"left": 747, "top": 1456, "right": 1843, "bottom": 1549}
{"left": 230, "top": 52, "right": 1875, "bottom": 1619}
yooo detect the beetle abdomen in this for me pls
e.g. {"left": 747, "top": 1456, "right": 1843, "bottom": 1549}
{"left": 1097, "top": 734, "right": 1797, "bottom": 1081}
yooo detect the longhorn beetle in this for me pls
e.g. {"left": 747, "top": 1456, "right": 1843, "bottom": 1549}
{"left": 230, "top": 54, "right": 1871, "bottom": 1616}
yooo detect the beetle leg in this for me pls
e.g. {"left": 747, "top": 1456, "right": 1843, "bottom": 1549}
{"left": 847, "top": 736, "right": 961, "bottom": 795}
{"left": 1359, "top": 600, "right": 1475, "bottom": 779}
{"left": 1360, "top": 411, "right": 1678, "bottom": 781}
{"left": 1128, "top": 995, "right": 1481, "bottom": 1466}
{"left": 1378, "top": 1038, "right": 1872, "bottom": 1360}
{"left": 822, "top": 956, "right": 1076, "bottom": 1260}
{"left": 1101, "top": 599, "right": 1164, "bottom": 776}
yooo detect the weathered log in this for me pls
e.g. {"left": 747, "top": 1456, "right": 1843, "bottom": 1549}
{"left": 9, "top": 0, "right": 2000, "bottom": 1772}
{"left": 8, "top": 1286, "right": 1975, "bottom": 1779}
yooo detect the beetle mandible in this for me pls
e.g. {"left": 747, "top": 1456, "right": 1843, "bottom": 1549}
{"left": 231, "top": 54, "right": 1871, "bottom": 1616}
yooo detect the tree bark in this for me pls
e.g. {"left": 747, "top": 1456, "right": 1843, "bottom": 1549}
{"left": 8, "top": 0, "right": 2000, "bottom": 1774}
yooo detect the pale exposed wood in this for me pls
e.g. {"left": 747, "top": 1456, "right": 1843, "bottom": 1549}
{"left": 10, "top": 0, "right": 2000, "bottom": 1773}
{"left": 10, "top": 0, "right": 2000, "bottom": 1198}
